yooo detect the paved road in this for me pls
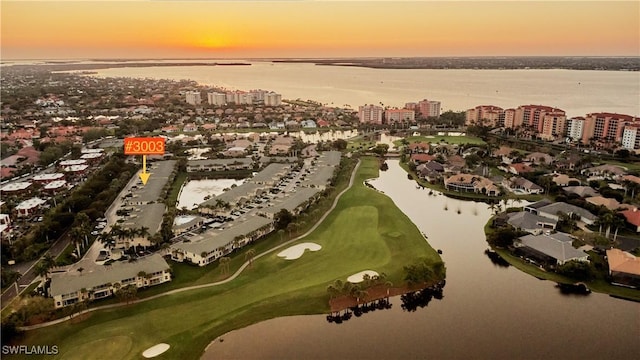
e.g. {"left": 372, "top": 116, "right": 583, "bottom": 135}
{"left": 1, "top": 230, "right": 71, "bottom": 309}
{"left": 20, "top": 159, "right": 361, "bottom": 330}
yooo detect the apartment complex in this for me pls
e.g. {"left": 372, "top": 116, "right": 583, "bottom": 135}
{"left": 49, "top": 254, "right": 171, "bottom": 308}
{"left": 622, "top": 124, "right": 640, "bottom": 150}
{"left": 581, "top": 112, "right": 638, "bottom": 144}
{"left": 384, "top": 108, "right": 415, "bottom": 123}
{"left": 417, "top": 99, "right": 441, "bottom": 118}
{"left": 515, "top": 105, "right": 566, "bottom": 133}
{"left": 358, "top": 105, "right": 384, "bottom": 124}
{"left": 207, "top": 92, "right": 226, "bottom": 106}
{"left": 185, "top": 91, "right": 202, "bottom": 105}
{"left": 465, "top": 105, "right": 505, "bottom": 127}
{"left": 566, "top": 117, "right": 585, "bottom": 141}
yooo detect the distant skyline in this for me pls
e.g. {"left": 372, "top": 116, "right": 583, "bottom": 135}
{"left": 1, "top": 1, "right": 639, "bottom": 60}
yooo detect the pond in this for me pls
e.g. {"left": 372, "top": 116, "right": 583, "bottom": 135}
{"left": 202, "top": 160, "right": 640, "bottom": 359}
{"left": 176, "top": 178, "right": 245, "bottom": 210}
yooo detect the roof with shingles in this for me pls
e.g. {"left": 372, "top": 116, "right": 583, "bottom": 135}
{"left": 517, "top": 233, "right": 588, "bottom": 263}
{"left": 49, "top": 254, "right": 170, "bottom": 297}
{"left": 606, "top": 249, "right": 640, "bottom": 276}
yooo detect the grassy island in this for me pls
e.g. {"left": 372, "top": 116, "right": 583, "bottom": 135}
{"left": 10, "top": 156, "right": 443, "bottom": 359}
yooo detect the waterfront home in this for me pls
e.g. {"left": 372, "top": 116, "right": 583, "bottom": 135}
{"left": 410, "top": 153, "right": 435, "bottom": 165}
{"left": 606, "top": 249, "right": 640, "bottom": 288}
{"left": 444, "top": 174, "right": 500, "bottom": 196}
{"left": 502, "top": 177, "right": 544, "bottom": 194}
{"left": 513, "top": 232, "right": 589, "bottom": 267}
{"left": 49, "top": 254, "right": 171, "bottom": 308}
{"left": 507, "top": 211, "right": 557, "bottom": 234}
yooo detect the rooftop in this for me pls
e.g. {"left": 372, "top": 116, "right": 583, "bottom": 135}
{"left": 518, "top": 232, "right": 588, "bottom": 263}
{"left": 49, "top": 254, "right": 170, "bottom": 297}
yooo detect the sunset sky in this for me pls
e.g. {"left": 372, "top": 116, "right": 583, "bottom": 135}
{"left": 1, "top": 1, "right": 638, "bottom": 60}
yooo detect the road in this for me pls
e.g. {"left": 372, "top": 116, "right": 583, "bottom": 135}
{"left": 1, "top": 230, "right": 71, "bottom": 310}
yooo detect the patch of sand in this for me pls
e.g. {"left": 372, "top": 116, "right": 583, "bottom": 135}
{"left": 347, "top": 270, "right": 379, "bottom": 283}
{"left": 142, "top": 343, "right": 170, "bottom": 358}
{"left": 277, "top": 242, "right": 322, "bottom": 260}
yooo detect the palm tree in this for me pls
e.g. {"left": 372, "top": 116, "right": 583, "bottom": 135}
{"left": 219, "top": 256, "right": 231, "bottom": 275}
{"left": 69, "top": 227, "right": 84, "bottom": 258}
{"left": 245, "top": 248, "right": 256, "bottom": 267}
{"left": 277, "top": 229, "right": 285, "bottom": 242}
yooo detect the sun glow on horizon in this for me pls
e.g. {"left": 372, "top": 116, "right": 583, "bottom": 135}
{"left": 1, "top": 1, "right": 638, "bottom": 59}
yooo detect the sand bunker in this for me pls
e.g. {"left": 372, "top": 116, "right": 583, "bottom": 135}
{"left": 277, "top": 242, "right": 322, "bottom": 260}
{"left": 142, "top": 343, "right": 170, "bottom": 358}
{"left": 348, "top": 270, "right": 379, "bottom": 283}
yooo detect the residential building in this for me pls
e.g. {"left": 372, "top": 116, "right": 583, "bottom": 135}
{"left": 444, "top": 174, "right": 500, "bottom": 196}
{"left": 540, "top": 112, "right": 567, "bottom": 139}
{"left": 514, "top": 105, "right": 565, "bottom": 133}
{"left": 621, "top": 124, "right": 640, "bottom": 150}
{"left": 264, "top": 92, "right": 282, "bottom": 106}
{"left": 514, "top": 232, "right": 589, "bottom": 266}
{"left": 507, "top": 212, "right": 557, "bottom": 235}
{"left": 185, "top": 91, "right": 202, "bottom": 105}
{"left": 566, "top": 117, "right": 585, "bottom": 142}
{"left": 620, "top": 208, "right": 640, "bottom": 232}
{"left": 502, "top": 177, "right": 543, "bottom": 194}
{"left": 503, "top": 109, "right": 519, "bottom": 129}
{"left": 465, "top": 105, "right": 504, "bottom": 127}
{"left": 358, "top": 105, "right": 383, "bottom": 124}
{"left": 208, "top": 92, "right": 226, "bottom": 106}
{"left": 417, "top": 99, "right": 441, "bottom": 118}
{"left": 606, "top": 249, "right": 640, "bottom": 288}
{"left": 586, "top": 196, "right": 621, "bottom": 211}
{"left": 49, "top": 254, "right": 171, "bottom": 308}
{"left": 15, "top": 197, "right": 47, "bottom": 217}
{"left": 534, "top": 202, "right": 596, "bottom": 225}
{"left": 384, "top": 108, "right": 415, "bottom": 123}
{"left": 582, "top": 112, "right": 638, "bottom": 144}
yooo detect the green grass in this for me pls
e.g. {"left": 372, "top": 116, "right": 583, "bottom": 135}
{"left": 165, "top": 171, "right": 187, "bottom": 207}
{"left": 602, "top": 160, "right": 640, "bottom": 173}
{"left": 12, "top": 157, "right": 442, "bottom": 359}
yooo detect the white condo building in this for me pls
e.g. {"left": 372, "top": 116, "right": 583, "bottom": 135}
{"left": 566, "top": 117, "right": 585, "bottom": 142}
{"left": 264, "top": 92, "right": 282, "bottom": 106}
{"left": 622, "top": 125, "right": 640, "bottom": 150}
{"left": 185, "top": 91, "right": 201, "bottom": 105}
{"left": 208, "top": 92, "right": 226, "bottom": 106}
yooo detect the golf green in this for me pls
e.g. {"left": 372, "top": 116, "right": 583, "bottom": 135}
{"left": 14, "top": 157, "right": 442, "bottom": 359}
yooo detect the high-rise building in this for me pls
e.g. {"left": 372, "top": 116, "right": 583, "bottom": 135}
{"left": 503, "top": 109, "right": 519, "bottom": 128}
{"left": 621, "top": 124, "right": 640, "bottom": 150}
{"left": 582, "top": 112, "right": 638, "bottom": 144}
{"left": 465, "top": 105, "right": 504, "bottom": 127}
{"left": 514, "top": 105, "right": 565, "bottom": 133}
{"left": 566, "top": 117, "right": 585, "bottom": 141}
{"left": 207, "top": 92, "right": 226, "bottom": 106}
{"left": 358, "top": 105, "right": 383, "bottom": 124}
{"left": 540, "top": 112, "right": 567, "bottom": 138}
{"left": 384, "top": 108, "right": 415, "bottom": 123}
{"left": 264, "top": 92, "right": 282, "bottom": 106}
{"left": 417, "top": 99, "right": 441, "bottom": 118}
{"left": 185, "top": 91, "right": 201, "bottom": 105}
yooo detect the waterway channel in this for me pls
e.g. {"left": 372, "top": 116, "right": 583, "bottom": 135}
{"left": 203, "top": 160, "right": 640, "bottom": 360}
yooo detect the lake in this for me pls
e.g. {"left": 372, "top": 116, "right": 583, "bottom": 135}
{"left": 202, "top": 160, "right": 640, "bottom": 360}
{"left": 89, "top": 62, "right": 640, "bottom": 117}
